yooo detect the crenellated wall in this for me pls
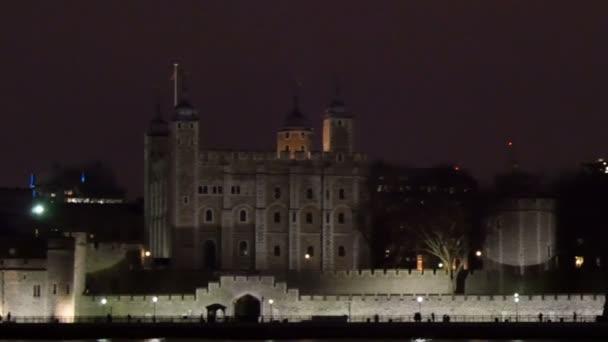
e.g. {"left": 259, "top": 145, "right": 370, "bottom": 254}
{"left": 77, "top": 275, "right": 606, "bottom": 321}
{"left": 286, "top": 269, "right": 452, "bottom": 295}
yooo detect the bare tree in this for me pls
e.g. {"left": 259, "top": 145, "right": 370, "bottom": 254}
{"left": 420, "top": 219, "right": 469, "bottom": 293}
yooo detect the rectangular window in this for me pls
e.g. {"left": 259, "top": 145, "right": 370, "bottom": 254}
{"left": 218, "top": 186, "right": 223, "bottom": 194}
{"left": 33, "top": 285, "right": 41, "bottom": 298}
{"left": 66, "top": 284, "right": 70, "bottom": 295}
{"left": 274, "top": 187, "right": 281, "bottom": 199}
{"left": 339, "top": 188, "right": 345, "bottom": 200}
{"left": 306, "top": 188, "right": 313, "bottom": 200}
{"left": 53, "top": 284, "right": 57, "bottom": 295}
{"left": 212, "top": 186, "right": 217, "bottom": 194}
{"left": 292, "top": 212, "right": 296, "bottom": 223}
{"left": 183, "top": 196, "right": 189, "bottom": 205}
{"left": 325, "top": 213, "right": 330, "bottom": 224}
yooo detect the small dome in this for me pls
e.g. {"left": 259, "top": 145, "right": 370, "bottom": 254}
{"left": 324, "top": 98, "right": 352, "bottom": 119}
{"left": 147, "top": 116, "right": 168, "bottom": 136}
{"left": 173, "top": 100, "right": 198, "bottom": 121}
{"left": 282, "top": 107, "right": 312, "bottom": 130}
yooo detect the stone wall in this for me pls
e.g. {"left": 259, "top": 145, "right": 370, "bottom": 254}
{"left": 76, "top": 275, "right": 605, "bottom": 321}
{"left": 286, "top": 269, "right": 452, "bottom": 295}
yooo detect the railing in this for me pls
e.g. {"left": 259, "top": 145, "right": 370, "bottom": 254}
{"left": 0, "top": 314, "right": 599, "bottom": 324}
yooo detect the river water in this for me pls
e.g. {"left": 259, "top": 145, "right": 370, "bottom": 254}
{"left": 0, "top": 339, "right": 580, "bottom": 342}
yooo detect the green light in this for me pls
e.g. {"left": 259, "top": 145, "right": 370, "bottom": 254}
{"left": 32, "top": 204, "right": 45, "bottom": 215}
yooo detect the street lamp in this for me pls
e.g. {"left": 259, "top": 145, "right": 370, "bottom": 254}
{"left": 514, "top": 293, "right": 520, "bottom": 322}
{"left": 416, "top": 296, "right": 424, "bottom": 313}
{"left": 268, "top": 299, "right": 274, "bottom": 322}
{"left": 304, "top": 253, "right": 310, "bottom": 260}
{"left": 152, "top": 296, "right": 158, "bottom": 322}
{"left": 475, "top": 250, "right": 482, "bottom": 257}
{"left": 100, "top": 297, "right": 112, "bottom": 317}
{"left": 31, "top": 204, "right": 45, "bottom": 216}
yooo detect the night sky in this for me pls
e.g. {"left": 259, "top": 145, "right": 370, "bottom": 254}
{"left": 1, "top": 1, "right": 608, "bottom": 198}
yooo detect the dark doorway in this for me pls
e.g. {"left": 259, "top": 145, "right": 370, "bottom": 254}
{"left": 206, "top": 303, "right": 226, "bottom": 323}
{"left": 203, "top": 240, "right": 217, "bottom": 270}
{"left": 234, "top": 294, "right": 261, "bottom": 322}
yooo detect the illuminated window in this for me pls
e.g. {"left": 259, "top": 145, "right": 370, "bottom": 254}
{"left": 416, "top": 254, "right": 424, "bottom": 271}
{"left": 575, "top": 256, "right": 584, "bottom": 269}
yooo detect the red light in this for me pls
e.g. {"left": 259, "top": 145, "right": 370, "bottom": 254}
{"left": 454, "top": 166, "right": 460, "bottom": 171}
{"left": 507, "top": 141, "right": 513, "bottom": 147}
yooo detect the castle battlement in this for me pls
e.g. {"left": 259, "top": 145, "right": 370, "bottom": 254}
{"left": 199, "top": 150, "right": 368, "bottom": 165}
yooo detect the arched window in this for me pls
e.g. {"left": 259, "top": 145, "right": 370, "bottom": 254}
{"left": 239, "top": 209, "right": 247, "bottom": 223}
{"left": 305, "top": 212, "right": 313, "bottom": 224}
{"left": 274, "top": 212, "right": 281, "bottom": 223}
{"left": 306, "top": 188, "right": 313, "bottom": 199}
{"left": 338, "top": 246, "right": 346, "bottom": 257}
{"left": 274, "top": 245, "right": 281, "bottom": 257}
{"left": 338, "top": 212, "right": 345, "bottom": 224}
{"left": 339, "top": 188, "right": 345, "bottom": 200}
{"left": 307, "top": 246, "right": 314, "bottom": 257}
{"left": 239, "top": 241, "right": 248, "bottom": 256}
{"left": 205, "top": 209, "right": 213, "bottom": 223}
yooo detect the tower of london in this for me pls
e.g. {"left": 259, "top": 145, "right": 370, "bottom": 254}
{"left": 144, "top": 78, "right": 369, "bottom": 272}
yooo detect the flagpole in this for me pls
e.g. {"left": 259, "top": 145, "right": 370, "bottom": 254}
{"left": 173, "top": 62, "right": 179, "bottom": 106}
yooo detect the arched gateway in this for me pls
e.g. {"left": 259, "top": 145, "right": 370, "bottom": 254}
{"left": 234, "top": 294, "right": 261, "bottom": 322}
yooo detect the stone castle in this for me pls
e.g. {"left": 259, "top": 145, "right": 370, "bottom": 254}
{"left": 0, "top": 75, "right": 601, "bottom": 322}
{"left": 144, "top": 83, "right": 369, "bottom": 272}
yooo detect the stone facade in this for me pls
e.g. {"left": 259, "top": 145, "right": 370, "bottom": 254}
{"left": 77, "top": 275, "right": 605, "bottom": 321}
{"left": 144, "top": 90, "right": 369, "bottom": 272}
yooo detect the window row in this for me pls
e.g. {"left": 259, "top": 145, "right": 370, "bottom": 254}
{"left": 265, "top": 245, "right": 346, "bottom": 257}
{"left": 202, "top": 209, "right": 348, "bottom": 224}
{"left": 202, "top": 209, "right": 249, "bottom": 223}
{"left": 237, "top": 242, "right": 347, "bottom": 258}
{"left": 282, "top": 132, "right": 307, "bottom": 139}
{"left": 194, "top": 186, "right": 348, "bottom": 201}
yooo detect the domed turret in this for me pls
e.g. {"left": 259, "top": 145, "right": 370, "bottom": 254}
{"left": 323, "top": 82, "right": 354, "bottom": 154}
{"left": 147, "top": 103, "right": 169, "bottom": 136}
{"left": 276, "top": 94, "right": 313, "bottom": 159}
